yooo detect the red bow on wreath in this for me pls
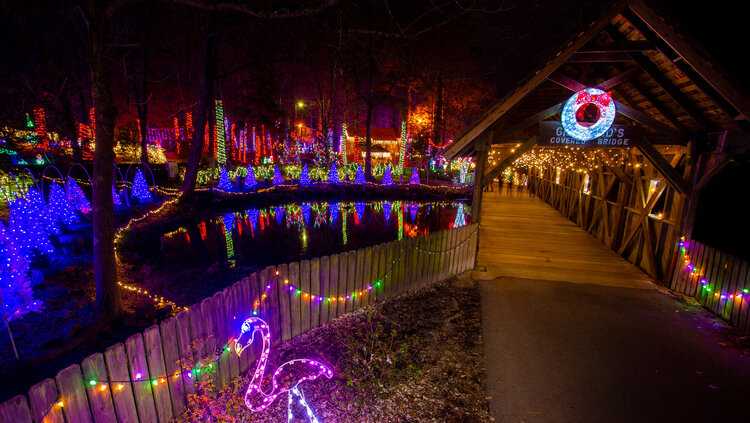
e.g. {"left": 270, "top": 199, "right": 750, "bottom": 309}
{"left": 575, "top": 91, "right": 611, "bottom": 107}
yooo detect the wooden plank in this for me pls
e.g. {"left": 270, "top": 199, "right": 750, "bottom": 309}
{"left": 28, "top": 379, "right": 64, "bottom": 423}
{"left": 141, "top": 325, "right": 174, "bottom": 422}
{"left": 328, "top": 254, "right": 343, "bottom": 321}
{"left": 383, "top": 242, "right": 395, "bottom": 297}
{"left": 55, "top": 364, "right": 93, "bottom": 423}
{"left": 124, "top": 334, "right": 158, "bottom": 423}
{"left": 104, "top": 343, "right": 140, "bottom": 422}
{"left": 300, "top": 259, "right": 311, "bottom": 333}
{"left": 289, "top": 261, "right": 302, "bottom": 337}
{"left": 320, "top": 256, "right": 331, "bottom": 324}
{"left": 739, "top": 265, "right": 750, "bottom": 333}
{"left": 159, "top": 317, "right": 187, "bottom": 417}
{"left": 346, "top": 251, "right": 357, "bottom": 313}
{"left": 0, "top": 395, "right": 32, "bottom": 423}
{"left": 370, "top": 245, "right": 381, "bottom": 302}
{"left": 174, "top": 311, "right": 196, "bottom": 395}
{"left": 212, "top": 291, "right": 231, "bottom": 390}
{"left": 310, "top": 258, "right": 321, "bottom": 329}
{"left": 355, "top": 249, "right": 367, "bottom": 309}
{"left": 81, "top": 353, "right": 118, "bottom": 423}
{"left": 199, "top": 298, "right": 218, "bottom": 384}
{"left": 233, "top": 278, "right": 250, "bottom": 373}
{"left": 338, "top": 252, "right": 350, "bottom": 315}
{"left": 225, "top": 284, "right": 240, "bottom": 380}
{"left": 277, "top": 263, "right": 292, "bottom": 341}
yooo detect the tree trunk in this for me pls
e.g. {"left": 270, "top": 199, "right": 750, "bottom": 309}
{"left": 61, "top": 92, "right": 82, "bottom": 162}
{"left": 181, "top": 27, "right": 217, "bottom": 195}
{"left": 89, "top": 2, "right": 121, "bottom": 318}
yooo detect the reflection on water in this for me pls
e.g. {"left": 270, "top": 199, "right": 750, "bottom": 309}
{"left": 157, "top": 200, "right": 470, "bottom": 272}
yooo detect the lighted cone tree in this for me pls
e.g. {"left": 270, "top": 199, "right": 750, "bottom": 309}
{"left": 217, "top": 167, "right": 233, "bottom": 191}
{"left": 381, "top": 165, "right": 393, "bottom": 185}
{"left": 327, "top": 161, "right": 340, "bottom": 184}
{"left": 112, "top": 186, "right": 122, "bottom": 208}
{"left": 8, "top": 188, "right": 54, "bottom": 256}
{"left": 48, "top": 182, "right": 78, "bottom": 226}
{"left": 244, "top": 166, "right": 257, "bottom": 191}
{"left": 354, "top": 165, "right": 366, "bottom": 185}
{"left": 299, "top": 164, "right": 311, "bottom": 186}
{"left": 409, "top": 167, "right": 420, "bottom": 185}
{"left": 272, "top": 165, "right": 284, "bottom": 185}
{"left": 0, "top": 222, "right": 40, "bottom": 359}
{"left": 131, "top": 169, "right": 153, "bottom": 203}
{"left": 65, "top": 177, "right": 91, "bottom": 214}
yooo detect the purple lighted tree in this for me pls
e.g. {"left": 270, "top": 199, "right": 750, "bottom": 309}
{"left": 354, "top": 165, "right": 366, "bottom": 185}
{"left": 112, "top": 185, "right": 122, "bottom": 208}
{"left": 409, "top": 167, "right": 420, "bottom": 185}
{"left": 244, "top": 166, "right": 257, "bottom": 191}
{"left": 327, "top": 161, "right": 340, "bottom": 184}
{"left": 381, "top": 165, "right": 393, "bottom": 186}
{"left": 272, "top": 165, "right": 284, "bottom": 185}
{"left": 299, "top": 164, "right": 311, "bottom": 186}
{"left": 131, "top": 169, "right": 153, "bottom": 203}
{"left": 217, "top": 167, "right": 233, "bottom": 191}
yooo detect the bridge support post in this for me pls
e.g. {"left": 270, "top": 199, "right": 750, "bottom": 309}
{"left": 471, "top": 137, "right": 489, "bottom": 269}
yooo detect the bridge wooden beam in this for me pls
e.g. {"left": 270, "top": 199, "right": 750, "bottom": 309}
{"left": 636, "top": 137, "right": 690, "bottom": 194}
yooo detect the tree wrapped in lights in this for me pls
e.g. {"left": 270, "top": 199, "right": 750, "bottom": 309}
{"left": 340, "top": 123, "right": 348, "bottom": 165}
{"left": 48, "top": 182, "right": 78, "bottom": 226}
{"left": 217, "top": 167, "right": 233, "bottom": 191}
{"left": 327, "top": 161, "right": 340, "bottom": 184}
{"left": 215, "top": 100, "right": 227, "bottom": 165}
{"left": 409, "top": 167, "right": 420, "bottom": 185}
{"left": 244, "top": 166, "right": 257, "bottom": 190}
{"left": 398, "top": 120, "right": 407, "bottom": 176}
{"left": 8, "top": 188, "right": 54, "bottom": 256}
{"left": 131, "top": 169, "right": 153, "bottom": 203}
{"left": 299, "top": 164, "right": 310, "bottom": 186}
{"left": 66, "top": 177, "right": 91, "bottom": 214}
{"left": 354, "top": 164, "right": 366, "bottom": 185}
{"left": 381, "top": 165, "right": 393, "bottom": 185}
{"left": 272, "top": 165, "right": 284, "bottom": 185}
{"left": 112, "top": 185, "right": 122, "bottom": 208}
{"left": 1, "top": 222, "right": 40, "bottom": 359}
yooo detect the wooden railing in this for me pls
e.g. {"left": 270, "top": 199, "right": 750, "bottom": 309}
{"left": 669, "top": 238, "right": 750, "bottom": 333}
{"left": 528, "top": 166, "right": 684, "bottom": 282}
{"left": 0, "top": 224, "right": 478, "bottom": 423}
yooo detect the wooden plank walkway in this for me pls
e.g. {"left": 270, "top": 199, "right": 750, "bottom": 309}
{"left": 478, "top": 187, "right": 653, "bottom": 288}
{"left": 477, "top": 187, "right": 750, "bottom": 422}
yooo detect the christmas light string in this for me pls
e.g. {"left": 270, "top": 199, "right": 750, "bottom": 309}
{"left": 249, "top": 225, "right": 478, "bottom": 315}
{"left": 678, "top": 238, "right": 749, "bottom": 302}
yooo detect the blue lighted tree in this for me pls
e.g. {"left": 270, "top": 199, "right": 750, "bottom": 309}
{"left": 381, "top": 165, "right": 393, "bottom": 185}
{"left": 244, "top": 166, "right": 257, "bottom": 191}
{"left": 299, "top": 164, "right": 311, "bottom": 186}
{"left": 131, "top": 169, "right": 153, "bottom": 203}
{"left": 354, "top": 165, "right": 366, "bottom": 185}
{"left": 1, "top": 222, "right": 40, "bottom": 359}
{"left": 409, "top": 167, "right": 420, "bottom": 185}
{"left": 8, "top": 188, "right": 54, "bottom": 256}
{"left": 302, "top": 203, "right": 311, "bottom": 225}
{"left": 272, "top": 165, "right": 284, "bottom": 185}
{"left": 327, "top": 161, "right": 340, "bottom": 184}
{"left": 112, "top": 185, "right": 122, "bottom": 208}
{"left": 66, "top": 177, "right": 91, "bottom": 214}
{"left": 329, "top": 202, "right": 339, "bottom": 224}
{"left": 383, "top": 201, "right": 392, "bottom": 223}
{"left": 48, "top": 182, "right": 78, "bottom": 226}
{"left": 217, "top": 167, "right": 233, "bottom": 191}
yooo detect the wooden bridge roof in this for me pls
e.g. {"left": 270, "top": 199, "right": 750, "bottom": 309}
{"left": 445, "top": 0, "right": 750, "bottom": 160}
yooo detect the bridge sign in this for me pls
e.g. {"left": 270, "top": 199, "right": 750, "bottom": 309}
{"left": 538, "top": 121, "right": 635, "bottom": 147}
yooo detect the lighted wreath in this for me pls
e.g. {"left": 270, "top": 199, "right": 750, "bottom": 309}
{"left": 560, "top": 88, "right": 616, "bottom": 141}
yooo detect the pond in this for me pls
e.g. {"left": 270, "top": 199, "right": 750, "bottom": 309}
{"left": 126, "top": 200, "right": 472, "bottom": 305}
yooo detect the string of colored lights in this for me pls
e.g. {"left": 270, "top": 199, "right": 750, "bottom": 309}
{"left": 678, "top": 238, "right": 749, "bottom": 301}
{"left": 249, "top": 226, "right": 478, "bottom": 315}
{"left": 215, "top": 100, "right": 227, "bottom": 165}
{"left": 37, "top": 223, "right": 476, "bottom": 421}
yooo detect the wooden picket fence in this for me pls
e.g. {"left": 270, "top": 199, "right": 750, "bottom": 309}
{"left": 0, "top": 224, "right": 478, "bottom": 423}
{"left": 669, "top": 238, "right": 750, "bottom": 333}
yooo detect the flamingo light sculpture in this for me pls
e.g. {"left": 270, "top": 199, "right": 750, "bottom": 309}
{"left": 235, "top": 317, "right": 333, "bottom": 422}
